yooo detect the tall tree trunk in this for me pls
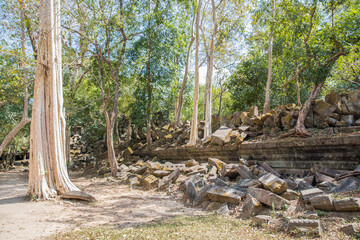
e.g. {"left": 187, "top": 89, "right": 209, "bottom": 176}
{"left": 295, "top": 60, "right": 301, "bottom": 106}
{"left": 187, "top": 0, "right": 202, "bottom": 146}
{"left": 203, "top": 0, "right": 218, "bottom": 140}
{"left": 263, "top": 1, "right": 275, "bottom": 113}
{"left": 294, "top": 80, "right": 324, "bottom": 136}
{"left": 146, "top": 45, "right": 152, "bottom": 149}
{"left": 104, "top": 110, "right": 117, "bottom": 177}
{"left": 126, "top": 118, "right": 131, "bottom": 147}
{"left": 28, "top": 0, "right": 91, "bottom": 200}
{"left": 0, "top": 0, "right": 31, "bottom": 157}
{"left": 174, "top": 16, "right": 195, "bottom": 128}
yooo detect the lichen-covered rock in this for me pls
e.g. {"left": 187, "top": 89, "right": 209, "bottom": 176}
{"left": 210, "top": 126, "right": 232, "bottom": 145}
{"left": 259, "top": 173, "right": 288, "bottom": 194}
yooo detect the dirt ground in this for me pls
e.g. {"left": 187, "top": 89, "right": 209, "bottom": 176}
{"left": 0, "top": 169, "right": 205, "bottom": 240}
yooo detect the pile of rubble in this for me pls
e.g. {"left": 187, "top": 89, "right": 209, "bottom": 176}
{"left": 69, "top": 134, "right": 105, "bottom": 169}
{"left": 115, "top": 158, "right": 360, "bottom": 237}
{"left": 130, "top": 89, "right": 360, "bottom": 149}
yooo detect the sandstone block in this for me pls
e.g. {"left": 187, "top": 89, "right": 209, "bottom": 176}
{"left": 206, "top": 186, "right": 245, "bottom": 204}
{"left": 333, "top": 198, "right": 360, "bottom": 212}
{"left": 210, "top": 126, "right": 232, "bottom": 145}
{"left": 301, "top": 188, "right": 324, "bottom": 203}
{"left": 247, "top": 187, "right": 290, "bottom": 210}
{"left": 259, "top": 173, "right": 288, "bottom": 194}
{"left": 310, "top": 194, "right": 335, "bottom": 211}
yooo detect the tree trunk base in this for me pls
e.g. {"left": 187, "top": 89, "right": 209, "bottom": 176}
{"left": 280, "top": 127, "right": 312, "bottom": 138}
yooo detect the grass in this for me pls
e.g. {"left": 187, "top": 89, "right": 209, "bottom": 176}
{"left": 49, "top": 215, "right": 293, "bottom": 240}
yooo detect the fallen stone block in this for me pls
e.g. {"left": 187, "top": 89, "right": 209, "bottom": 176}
{"left": 145, "top": 161, "right": 162, "bottom": 170}
{"left": 140, "top": 175, "right": 159, "bottom": 189}
{"left": 260, "top": 162, "right": 281, "bottom": 177}
{"left": 259, "top": 172, "right": 288, "bottom": 194}
{"left": 210, "top": 126, "right": 232, "bottom": 145}
{"left": 216, "top": 203, "right": 229, "bottom": 215}
{"left": 185, "top": 159, "right": 199, "bottom": 167}
{"left": 220, "top": 164, "right": 239, "bottom": 179}
{"left": 339, "top": 223, "right": 359, "bottom": 236}
{"left": 288, "top": 219, "right": 324, "bottom": 236}
{"left": 311, "top": 165, "right": 341, "bottom": 178}
{"left": 239, "top": 158, "right": 249, "bottom": 166}
{"left": 333, "top": 198, "right": 360, "bottom": 212}
{"left": 206, "top": 186, "right": 245, "bottom": 204}
{"left": 186, "top": 181, "right": 197, "bottom": 204}
{"left": 281, "top": 189, "right": 299, "bottom": 201}
{"left": 193, "top": 183, "right": 215, "bottom": 207}
{"left": 158, "top": 168, "right": 181, "bottom": 190}
{"left": 247, "top": 187, "right": 290, "bottom": 210}
{"left": 134, "top": 166, "right": 148, "bottom": 175}
{"left": 214, "top": 178, "right": 228, "bottom": 187}
{"left": 310, "top": 194, "right": 335, "bottom": 211}
{"left": 251, "top": 215, "right": 273, "bottom": 226}
{"left": 284, "top": 179, "right": 298, "bottom": 190}
{"left": 330, "top": 177, "right": 360, "bottom": 193}
{"left": 241, "top": 194, "right": 263, "bottom": 219}
{"left": 236, "top": 165, "right": 256, "bottom": 179}
{"left": 208, "top": 158, "right": 227, "bottom": 170}
{"left": 208, "top": 166, "right": 217, "bottom": 176}
{"left": 162, "top": 163, "right": 186, "bottom": 172}
{"left": 206, "top": 202, "right": 223, "bottom": 211}
{"left": 301, "top": 188, "right": 324, "bottom": 203}
{"left": 152, "top": 170, "right": 171, "bottom": 178}
{"left": 315, "top": 172, "right": 335, "bottom": 183}
{"left": 295, "top": 179, "right": 314, "bottom": 191}
{"left": 235, "top": 179, "right": 261, "bottom": 188}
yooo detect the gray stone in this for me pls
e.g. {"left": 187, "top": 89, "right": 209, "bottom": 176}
{"left": 341, "top": 115, "right": 355, "bottom": 126}
{"left": 239, "top": 158, "right": 249, "bottom": 166}
{"left": 315, "top": 172, "right": 335, "bottom": 183}
{"left": 220, "top": 164, "right": 239, "bottom": 179}
{"left": 210, "top": 126, "right": 233, "bottom": 145}
{"left": 281, "top": 189, "right": 299, "bottom": 201}
{"left": 259, "top": 172, "right": 288, "bottom": 194}
{"left": 247, "top": 187, "right": 290, "bottom": 210}
{"left": 206, "top": 186, "right": 245, "bottom": 204}
{"left": 284, "top": 179, "right": 298, "bottom": 190}
{"left": 288, "top": 219, "right": 324, "bottom": 236}
{"left": 331, "top": 177, "right": 360, "bottom": 193}
{"left": 209, "top": 166, "right": 217, "bottom": 176}
{"left": 339, "top": 223, "right": 359, "bottom": 235}
{"left": 301, "top": 188, "right": 324, "bottom": 203}
{"left": 333, "top": 198, "right": 360, "bottom": 212}
{"left": 214, "top": 178, "right": 228, "bottom": 187}
{"left": 251, "top": 215, "right": 272, "bottom": 226}
{"left": 186, "top": 181, "right": 197, "bottom": 204}
{"left": 235, "top": 179, "right": 261, "bottom": 188}
{"left": 241, "top": 194, "right": 263, "bottom": 219}
{"left": 185, "top": 159, "right": 199, "bottom": 167}
{"left": 158, "top": 168, "right": 180, "bottom": 190}
{"left": 152, "top": 170, "right": 171, "bottom": 178}
{"left": 208, "top": 158, "right": 227, "bottom": 169}
{"left": 260, "top": 162, "right": 281, "bottom": 177}
{"left": 193, "top": 183, "right": 215, "bottom": 207}
{"left": 206, "top": 202, "right": 223, "bottom": 211}
{"left": 236, "top": 165, "right": 256, "bottom": 179}
{"left": 355, "top": 118, "right": 360, "bottom": 126}
{"left": 216, "top": 203, "right": 229, "bottom": 215}
{"left": 134, "top": 166, "right": 147, "bottom": 175}
{"left": 310, "top": 194, "right": 335, "bottom": 211}
{"left": 295, "top": 180, "right": 314, "bottom": 191}
{"left": 311, "top": 165, "right": 341, "bottom": 178}
{"left": 61, "top": 190, "right": 96, "bottom": 202}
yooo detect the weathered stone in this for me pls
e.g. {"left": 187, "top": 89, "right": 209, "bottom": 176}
{"left": 260, "top": 162, "right": 280, "bottom": 177}
{"left": 341, "top": 115, "right": 355, "bottom": 126}
{"left": 61, "top": 191, "right": 96, "bottom": 201}
{"left": 206, "top": 186, "right": 245, "bottom": 204}
{"left": 288, "top": 219, "right": 324, "bottom": 236}
{"left": 355, "top": 118, "right": 360, "bottom": 126}
{"left": 284, "top": 179, "right": 298, "bottom": 190}
{"left": 311, "top": 165, "right": 341, "bottom": 178}
{"left": 295, "top": 180, "right": 314, "bottom": 191}
{"left": 208, "top": 158, "right": 227, "bottom": 170}
{"left": 259, "top": 173, "right": 288, "bottom": 194}
{"left": 239, "top": 158, "right": 249, "bottom": 166}
{"left": 333, "top": 198, "right": 360, "bottom": 212}
{"left": 134, "top": 166, "right": 148, "bottom": 175}
{"left": 186, "top": 181, "right": 197, "bottom": 203}
{"left": 208, "top": 165, "right": 217, "bottom": 176}
{"left": 313, "top": 99, "right": 337, "bottom": 117}
{"left": 162, "top": 163, "right": 185, "bottom": 171}
{"left": 241, "top": 194, "right": 263, "bottom": 219}
{"left": 339, "top": 223, "right": 359, "bottom": 236}
{"left": 129, "top": 176, "right": 140, "bottom": 189}
{"left": 331, "top": 177, "right": 360, "bottom": 193}
{"left": 152, "top": 170, "right": 171, "bottom": 178}
{"left": 247, "top": 187, "right": 290, "bottom": 210}
{"left": 301, "top": 188, "right": 324, "bottom": 203}
{"left": 185, "top": 159, "right": 199, "bottom": 167}
{"left": 236, "top": 165, "right": 256, "bottom": 179}
{"left": 248, "top": 106, "right": 259, "bottom": 118}
{"left": 206, "top": 202, "right": 223, "bottom": 211}
{"left": 216, "top": 203, "right": 230, "bottom": 215}
{"left": 355, "top": 164, "right": 360, "bottom": 172}
{"left": 158, "top": 168, "right": 180, "bottom": 190}
{"left": 210, "top": 126, "right": 233, "bottom": 145}
{"left": 193, "top": 183, "right": 215, "bottom": 207}
{"left": 201, "top": 201, "right": 211, "bottom": 210}
{"left": 214, "top": 178, "right": 228, "bottom": 187}
{"left": 325, "top": 91, "right": 341, "bottom": 107}
{"left": 315, "top": 172, "right": 335, "bottom": 183}
{"left": 141, "top": 175, "right": 159, "bottom": 189}
{"left": 220, "top": 164, "right": 239, "bottom": 179}
{"left": 119, "top": 164, "right": 129, "bottom": 172}
{"left": 145, "top": 161, "right": 162, "bottom": 170}
{"left": 238, "top": 125, "right": 250, "bottom": 132}
{"left": 235, "top": 179, "right": 261, "bottom": 188}
{"left": 310, "top": 194, "right": 335, "bottom": 211}
{"left": 281, "top": 189, "right": 299, "bottom": 201}
{"left": 251, "top": 215, "right": 272, "bottom": 226}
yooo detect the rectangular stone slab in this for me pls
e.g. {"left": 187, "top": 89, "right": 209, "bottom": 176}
{"left": 247, "top": 187, "right": 290, "bottom": 210}
{"left": 334, "top": 198, "right": 360, "bottom": 212}
{"left": 259, "top": 172, "right": 288, "bottom": 194}
{"left": 206, "top": 186, "right": 245, "bottom": 204}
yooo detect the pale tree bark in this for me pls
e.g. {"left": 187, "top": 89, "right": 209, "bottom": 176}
{"left": 0, "top": 0, "right": 31, "bottom": 157}
{"left": 295, "top": 60, "right": 301, "bottom": 106}
{"left": 263, "top": 0, "right": 275, "bottom": 113}
{"left": 187, "top": 0, "right": 202, "bottom": 147}
{"left": 174, "top": 17, "right": 195, "bottom": 128}
{"left": 203, "top": 0, "right": 218, "bottom": 140}
{"left": 28, "top": 0, "right": 93, "bottom": 200}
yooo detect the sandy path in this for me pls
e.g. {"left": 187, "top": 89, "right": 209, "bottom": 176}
{"left": 0, "top": 171, "right": 204, "bottom": 240}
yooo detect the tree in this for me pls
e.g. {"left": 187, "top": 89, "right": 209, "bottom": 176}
{"left": 187, "top": 0, "right": 202, "bottom": 147}
{"left": 28, "top": 0, "right": 93, "bottom": 200}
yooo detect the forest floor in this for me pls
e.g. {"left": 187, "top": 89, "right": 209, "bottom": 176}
{"left": 0, "top": 168, "right": 205, "bottom": 240}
